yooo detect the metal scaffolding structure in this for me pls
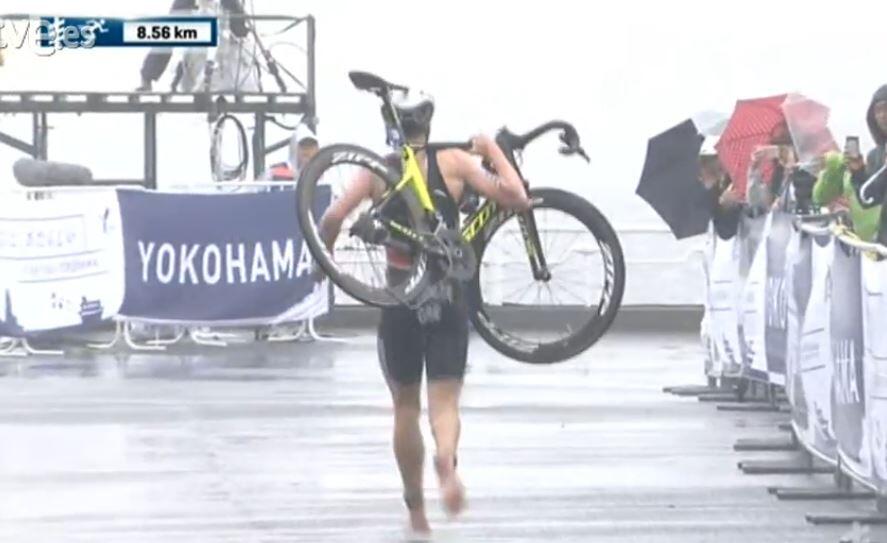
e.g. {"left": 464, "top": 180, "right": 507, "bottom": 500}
{"left": 0, "top": 14, "right": 317, "bottom": 188}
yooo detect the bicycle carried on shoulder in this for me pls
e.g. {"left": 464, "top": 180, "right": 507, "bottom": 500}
{"left": 296, "top": 71, "right": 625, "bottom": 363}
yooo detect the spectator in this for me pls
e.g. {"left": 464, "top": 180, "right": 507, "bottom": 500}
{"left": 262, "top": 127, "right": 320, "bottom": 181}
{"left": 811, "top": 148, "right": 882, "bottom": 242}
{"left": 699, "top": 136, "right": 742, "bottom": 239}
{"left": 857, "top": 85, "right": 887, "bottom": 205}
{"left": 852, "top": 84, "right": 887, "bottom": 244}
{"left": 746, "top": 135, "right": 794, "bottom": 213}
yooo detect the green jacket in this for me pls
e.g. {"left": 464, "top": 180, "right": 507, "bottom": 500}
{"left": 813, "top": 152, "right": 882, "bottom": 242}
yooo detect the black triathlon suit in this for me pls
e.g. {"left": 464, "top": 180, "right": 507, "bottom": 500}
{"left": 377, "top": 150, "right": 469, "bottom": 386}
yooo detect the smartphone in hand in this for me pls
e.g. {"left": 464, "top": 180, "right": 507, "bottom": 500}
{"left": 845, "top": 136, "right": 861, "bottom": 158}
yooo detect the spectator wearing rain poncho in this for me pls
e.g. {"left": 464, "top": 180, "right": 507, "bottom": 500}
{"left": 812, "top": 85, "right": 887, "bottom": 243}
{"left": 812, "top": 152, "right": 882, "bottom": 242}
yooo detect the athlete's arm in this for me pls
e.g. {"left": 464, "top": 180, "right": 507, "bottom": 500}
{"left": 449, "top": 135, "right": 530, "bottom": 211}
{"left": 318, "top": 169, "right": 383, "bottom": 252}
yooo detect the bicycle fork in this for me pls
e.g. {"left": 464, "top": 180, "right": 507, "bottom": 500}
{"left": 518, "top": 205, "right": 552, "bottom": 282}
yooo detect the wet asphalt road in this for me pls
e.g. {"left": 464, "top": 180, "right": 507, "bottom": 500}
{"left": 0, "top": 328, "right": 883, "bottom": 542}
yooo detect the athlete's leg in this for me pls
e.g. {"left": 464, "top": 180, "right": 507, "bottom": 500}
{"left": 427, "top": 378, "right": 465, "bottom": 517}
{"left": 425, "top": 304, "right": 469, "bottom": 517}
{"left": 378, "top": 307, "right": 429, "bottom": 533}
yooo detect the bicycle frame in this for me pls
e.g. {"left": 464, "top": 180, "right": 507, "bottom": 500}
{"left": 372, "top": 145, "right": 552, "bottom": 281}
{"left": 368, "top": 80, "right": 565, "bottom": 281}
{"left": 377, "top": 145, "right": 437, "bottom": 216}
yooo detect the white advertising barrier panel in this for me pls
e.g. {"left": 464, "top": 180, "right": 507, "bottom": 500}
{"left": 0, "top": 191, "right": 124, "bottom": 335}
{"left": 828, "top": 241, "right": 869, "bottom": 480}
{"left": 700, "top": 228, "right": 721, "bottom": 379}
{"left": 761, "top": 210, "right": 794, "bottom": 386}
{"left": 740, "top": 212, "right": 771, "bottom": 383}
{"left": 862, "top": 255, "right": 887, "bottom": 491}
{"left": 796, "top": 233, "right": 837, "bottom": 462}
{"left": 785, "top": 229, "right": 813, "bottom": 436}
{"left": 706, "top": 232, "right": 745, "bottom": 377}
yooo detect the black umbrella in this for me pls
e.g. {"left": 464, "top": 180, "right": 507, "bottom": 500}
{"left": 636, "top": 119, "right": 714, "bottom": 239}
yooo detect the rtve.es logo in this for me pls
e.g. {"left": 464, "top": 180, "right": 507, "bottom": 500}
{"left": 0, "top": 17, "right": 109, "bottom": 56}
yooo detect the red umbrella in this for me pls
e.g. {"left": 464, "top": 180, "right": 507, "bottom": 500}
{"left": 715, "top": 94, "right": 788, "bottom": 198}
{"left": 715, "top": 93, "right": 837, "bottom": 199}
{"left": 782, "top": 93, "right": 839, "bottom": 166}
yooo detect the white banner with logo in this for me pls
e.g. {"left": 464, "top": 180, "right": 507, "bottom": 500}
{"left": 705, "top": 233, "right": 745, "bottom": 377}
{"left": 862, "top": 256, "right": 887, "bottom": 492}
{"left": 0, "top": 191, "right": 125, "bottom": 335}
{"left": 740, "top": 212, "right": 771, "bottom": 382}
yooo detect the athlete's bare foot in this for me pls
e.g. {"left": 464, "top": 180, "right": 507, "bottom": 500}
{"left": 434, "top": 455, "right": 466, "bottom": 517}
{"left": 404, "top": 492, "right": 431, "bottom": 538}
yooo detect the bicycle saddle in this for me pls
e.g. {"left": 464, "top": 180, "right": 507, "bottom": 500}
{"left": 348, "top": 71, "right": 407, "bottom": 94}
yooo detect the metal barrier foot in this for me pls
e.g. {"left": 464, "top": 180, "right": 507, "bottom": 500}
{"left": 716, "top": 403, "right": 791, "bottom": 413}
{"left": 188, "top": 328, "right": 230, "bottom": 347}
{"left": 265, "top": 322, "right": 309, "bottom": 343}
{"left": 0, "top": 337, "right": 63, "bottom": 357}
{"left": 733, "top": 437, "right": 798, "bottom": 452}
{"left": 738, "top": 459, "right": 834, "bottom": 475}
{"left": 772, "top": 487, "right": 874, "bottom": 501}
{"left": 123, "top": 323, "right": 166, "bottom": 351}
{"left": 698, "top": 392, "right": 742, "bottom": 403}
{"left": 806, "top": 512, "right": 887, "bottom": 526}
{"left": 662, "top": 384, "right": 722, "bottom": 396}
{"left": 21, "top": 338, "right": 63, "bottom": 356}
{"left": 0, "top": 338, "right": 28, "bottom": 357}
{"left": 88, "top": 321, "right": 124, "bottom": 350}
{"left": 146, "top": 327, "right": 187, "bottom": 346}
{"left": 305, "top": 318, "right": 346, "bottom": 343}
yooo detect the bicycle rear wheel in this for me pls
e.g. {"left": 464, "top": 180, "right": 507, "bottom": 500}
{"left": 296, "top": 144, "right": 431, "bottom": 308}
{"left": 468, "top": 188, "right": 625, "bottom": 363}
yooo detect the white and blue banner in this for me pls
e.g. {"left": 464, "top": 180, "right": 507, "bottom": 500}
{"left": 736, "top": 211, "right": 794, "bottom": 385}
{"left": 116, "top": 188, "right": 331, "bottom": 325}
{"left": 829, "top": 242, "right": 867, "bottom": 475}
{"left": 796, "top": 233, "right": 838, "bottom": 462}
{"left": 705, "top": 233, "right": 745, "bottom": 377}
{"left": 762, "top": 211, "right": 794, "bottom": 384}
{"left": 0, "top": 191, "right": 124, "bottom": 335}
{"left": 740, "top": 213, "right": 772, "bottom": 383}
{"left": 785, "top": 229, "right": 813, "bottom": 441}
{"left": 862, "top": 256, "right": 887, "bottom": 491}
{"left": 701, "top": 216, "right": 887, "bottom": 482}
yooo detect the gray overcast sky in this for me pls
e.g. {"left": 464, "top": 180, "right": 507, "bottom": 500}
{"left": 1, "top": 0, "right": 885, "bottom": 229}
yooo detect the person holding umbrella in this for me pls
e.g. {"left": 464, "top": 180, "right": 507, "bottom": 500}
{"left": 717, "top": 93, "right": 837, "bottom": 215}
{"left": 637, "top": 117, "right": 740, "bottom": 240}
{"left": 744, "top": 124, "right": 798, "bottom": 214}
{"left": 699, "top": 135, "right": 743, "bottom": 239}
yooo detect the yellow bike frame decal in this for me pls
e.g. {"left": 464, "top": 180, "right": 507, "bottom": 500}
{"left": 401, "top": 146, "right": 435, "bottom": 212}
{"left": 517, "top": 216, "right": 537, "bottom": 258}
{"left": 461, "top": 203, "right": 495, "bottom": 242}
{"left": 375, "top": 146, "right": 437, "bottom": 214}
{"left": 388, "top": 221, "right": 423, "bottom": 241}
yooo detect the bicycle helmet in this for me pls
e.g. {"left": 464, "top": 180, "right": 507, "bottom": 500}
{"left": 390, "top": 91, "right": 435, "bottom": 139}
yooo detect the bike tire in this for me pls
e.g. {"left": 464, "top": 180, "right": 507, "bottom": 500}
{"left": 467, "top": 188, "right": 626, "bottom": 364}
{"left": 296, "top": 143, "right": 432, "bottom": 308}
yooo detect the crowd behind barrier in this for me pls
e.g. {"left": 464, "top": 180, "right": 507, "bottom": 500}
{"left": 0, "top": 183, "right": 332, "bottom": 352}
{"left": 701, "top": 205, "right": 887, "bottom": 494}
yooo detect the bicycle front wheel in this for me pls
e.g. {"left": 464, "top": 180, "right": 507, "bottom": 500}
{"left": 296, "top": 144, "right": 431, "bottom": 308}
{"left": 468, "top": 188, "right": 626, "bottom": 363}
